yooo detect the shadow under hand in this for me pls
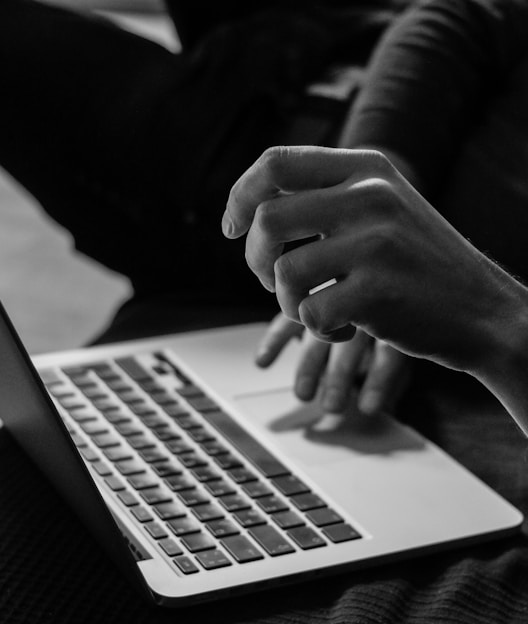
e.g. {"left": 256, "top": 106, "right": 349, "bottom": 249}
{"left": 268, "top": 392, "right": 425, "bottom": 456}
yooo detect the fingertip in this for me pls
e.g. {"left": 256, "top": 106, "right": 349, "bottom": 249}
{"left": 358, "top": 390, "right": 381, "bottom": 415}
{"left": 295, "top": 376, "right": 316, "bottom": 402}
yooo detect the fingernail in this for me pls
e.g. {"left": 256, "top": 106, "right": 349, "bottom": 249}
{"left": 221, "top": 211, "right": 234, "bottom": 238}
{"left": 295, "top": 376, "right": 314, "bottom": 401}
{"left": 359, "top": 391, "right": 379, "bottom": 415}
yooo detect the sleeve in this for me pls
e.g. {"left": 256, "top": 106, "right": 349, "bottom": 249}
{"left": 338, "top": 0, "right": 528, "bottom": 196}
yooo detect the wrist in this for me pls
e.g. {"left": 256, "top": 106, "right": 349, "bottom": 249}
{"left": 473, "top": 274, "right": 528, "bottom": 437}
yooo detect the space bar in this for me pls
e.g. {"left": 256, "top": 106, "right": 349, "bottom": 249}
{"left": 201, "top": 410, "right": 290, "bottom": 478}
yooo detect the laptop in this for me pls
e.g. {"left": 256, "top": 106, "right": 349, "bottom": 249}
{"left": 0, "top": 301, "right": 522, "bottom": 607}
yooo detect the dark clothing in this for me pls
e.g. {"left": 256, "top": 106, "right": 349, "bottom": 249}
{"left": 0, "top": 0, "right": 397, "bottom": 303}
{"left": 342, "top": 0, "right": 528, "bottom": 280}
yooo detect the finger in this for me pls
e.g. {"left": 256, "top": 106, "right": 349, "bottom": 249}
{"left": 255, "top": 313, "right": 304, "bottom": 368}
{"left": 275, "top": 234, "right": 356, "bottom": 322}
{"left": 298, "top": 275, "right": 363, "bottom": 343}
{"left": 223, "top": 146, "right": 392, "bottom": 239}
{"left": 358, "top": 343, "right": 412, "bottom": 415}
{"left": 294, "top": 332, "right": 331, "bottom": 402}
{"left": 321, "top": 330, "right": 373, "bottom": 414}
{"left": 244, "top": 187, "right": 339, "bottom": 292}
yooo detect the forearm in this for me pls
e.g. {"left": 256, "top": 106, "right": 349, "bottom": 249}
{"left": 473, "top": 277, "right": 528, "bottom": 437}
{"left": 339, "top": 0, "right": 528, "bottom": 197}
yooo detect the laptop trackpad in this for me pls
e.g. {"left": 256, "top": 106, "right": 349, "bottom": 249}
{"left": 232, "top": 388, "right": 425, "bottom": 471}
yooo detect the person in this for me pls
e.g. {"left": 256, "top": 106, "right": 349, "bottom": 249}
{"left": 243, "top": 0, "right": 528, "bottom": 420}
{"left": 223, "top": 144, "right": 528, "bottom": 437}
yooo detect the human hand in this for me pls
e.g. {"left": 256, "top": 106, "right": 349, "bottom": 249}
{"left": 256, "top": 313, "right": 412, "bottom": 415}
{"left": 222, "top": 146, "right": 525, "bottom": 378}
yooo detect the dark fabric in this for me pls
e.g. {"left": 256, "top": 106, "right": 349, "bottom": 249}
{"left": 340, "top": 0, "right": 528, "bottom": 282}
{"left": 0, "top": 0, "right": 396, "bottom": 301}
{"left": 1, "top": 351, "right": 527, "bottom": 623}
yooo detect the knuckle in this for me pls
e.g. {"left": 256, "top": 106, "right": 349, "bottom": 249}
{"left": 261, "top": 145, "right": 292, "bottom": 179}
{"left": 254, "top": 200, "right": 279, "bottom": 236}
{"left": 362, "top": 149, "right": 394, "bottom": 175}
{"left": 274, "top": 253, "right": 299, "bottom": 287}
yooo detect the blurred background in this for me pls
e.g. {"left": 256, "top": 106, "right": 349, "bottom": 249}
{"left": 0, "top": 0, "right": 179, "bottom": 354}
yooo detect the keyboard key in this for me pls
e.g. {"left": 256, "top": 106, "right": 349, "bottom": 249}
{"left": 181, "top": 532, "right": 216, "bottom": 553}
{"left": 115, "top": 357, "right": 152, "bottom": 381}
{"left": 58, "top": 396, "right": 86, "bottom": 410}
{"left": 206, "top": 518, "right": 240, "bottom": 538}
{"left": 80, "top": 421, "right": 108, "bottom": 436}
{"left": 128, "top": 435, "right": 156, "bottom": 450}
{"left": 158, "top": 537, "right": 183, "bottom": 557}
{"left": 165, "top": 474, "right": 195, "bottom": 492}
{"left": 92, "top": 433, "right": 121, "bottom": 448}
{"left": 287, "top": 527, "right": 326, "bottom": 550}
{"left": 184, "top": 396, "right": 219, "bottom": 413}
{"left": 152, "top": 462, "right": 182, "bottom": 478}
{"left": 173, "top": 555, "right": 199, "bottom": 574}
{"left": 199, "top": 440, "right": 228, "bottom": 456}
{"left": 128, "top": 474, "right": 160, "bottom": 490}
{"left": 290, "top": 493, "right": 326, "bottom": 512}
{"left": 140, "top": 415, "right": 168, "bottom": 430}
{"left": 165, "top": 439, "right": 193, "bottom": 455}
{"left": 218, "top": 494, "right": 251, "bottom": 512}
{"left": 104, "top": 476, "right": 125, "bottom": 491}
{"left": 176, "top": 385, "right": 203, "bottom": 399}
{"left": 144, "top": 521, "right": 168, "bottom": 540}
{"left": 195, "top": 549, "right": 232, "bottom": 570}
{"left": 241, "top": 481, "right": 274, "bottom": 499}
{"left": 80, "top": 447, "right": 99, "bottom": 462}
{"left": 40, "top": 368, "right": 62, "bottom": 385}
{"left": 248, "top": 525, "right": 295, "bottom": 556}
{"left": 162, "top": 403, "right": 190, "bottom": 418}
{"left": 92, "top": 398, "right": 121, "bottom": 413}
{"left": 322, "top": 523, "right": 361, "bottom": 543}
{"left": 256, "top": 495, "right": 289, "bottom": 514}
{"left": 232, "top": 509, "right": 267, "bottom": 528}
{"left": 167, "top": 517, "right": 201, "bottom": 536}
{"left": 187, "top": 428, "right": 216, "bottom": 444}
{"left": 138, "top": 449, "right": 169, "bottom": 464}
{"left": 102, "top": 410, "right": 131, "bottom": 425}
{"left": 204, "top": 480, "right": 236, "bottom": 497}
{"left": 153, "top": 428, "right": 180, "bottom": 442}
{"left": 178, "top": 453, "right": 207, "bottom": 469}
{"left": 271, "top": 475, "right": 310, "bottom": 496}
{"left": 228, "top": 467, "right": 258, "bottom": 484}
{"left": 214, "top": 454, "right": 242, "bottom": 470}
{"left": 140, "top": 487, "right": 172, "bottom": 505}
{"left": 131, "top": 506, "right": 153, "bottom": 523}
{"left": 114, "top": 422, "right": 143, "bottom": 437}
{"left": 68, "top": 408, "right": 99, "bottom": 423}
{"left": 192, "top": 503, "right": 224, "bottom": 522}
{"left": 153, "top": 501, "right": 187, "bottom": 520}
{"left": 92, "top": 461, "right": 112, "bottom": 476}
{"left": 130, "top": 404, "right": 157, "bottom": 417}
{"left": 115, "top": 459, "right": 145, "bottom": 476}
{"left": 305, "top": 508, "right": 344, "bottom": 527}
{"left": 178, "top": 488, "right": 211, "bottom": 507}
{"left": 104, "top": 447, "right": 134, "bottom": 463}
{"left": 173, "top": 415, "right": 203, "bottom": 430}
{"left": 201, "top": 410, "right": 290, "bottom": 478}
{"left": 117, "top": 491, "right": 138, "bottom": 507}
{"left": 220, "top": 535, "right": 264, "bottom": 563}
{"left": 271, "top": 510, "right": 305, "bottom": 530}
{"left": 191, "top": 466, "right": 222, "bottom": 483}
{"left": 115, "top": 390, "right": 144, "bottom": 404}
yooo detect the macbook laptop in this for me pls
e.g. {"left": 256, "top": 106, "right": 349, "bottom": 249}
{"left": 0, "top": 301, "right": 522, "bottom": 607}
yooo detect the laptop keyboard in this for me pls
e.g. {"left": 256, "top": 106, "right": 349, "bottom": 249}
{"left": 41, "top": 352, "right": 361, "bottom": 574}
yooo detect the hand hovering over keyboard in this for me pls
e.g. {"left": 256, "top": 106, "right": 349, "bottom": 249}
{"left": 255, "top": 313, "right": 411, "bottom": 416}
{"left": 222, "top": 146, "right": 528, "bottom": 436}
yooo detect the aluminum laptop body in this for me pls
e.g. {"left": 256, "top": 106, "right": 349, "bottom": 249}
{"left": 0, "top": 302, "right": 522, "bottom": 607}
